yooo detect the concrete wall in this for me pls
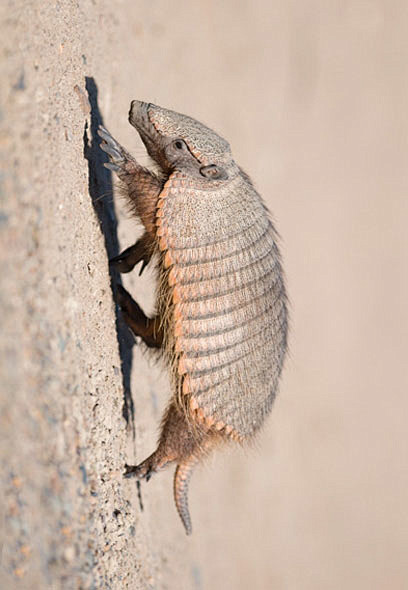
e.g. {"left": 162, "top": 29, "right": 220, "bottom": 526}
{"left": 1, "top": 1, "right": 407, "bottom": 588}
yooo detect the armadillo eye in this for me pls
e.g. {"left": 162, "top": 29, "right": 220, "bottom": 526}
{"left": 174, "top": 140, "right": 185, "bottom": 150}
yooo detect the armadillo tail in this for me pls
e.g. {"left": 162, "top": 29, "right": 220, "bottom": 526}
{"left": 173, "top": 456, "right": 199, "bottom": 535}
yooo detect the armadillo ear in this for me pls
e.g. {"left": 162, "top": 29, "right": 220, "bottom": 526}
{"left": 199, "top": 164, "right": 228, "bottom": 180}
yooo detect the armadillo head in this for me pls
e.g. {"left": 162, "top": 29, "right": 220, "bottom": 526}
{"left": 129, "top": 100, "right": 237, "bottom": 182}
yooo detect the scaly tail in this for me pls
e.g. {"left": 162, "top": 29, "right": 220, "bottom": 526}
{"left": 173, "top": 455, "right": 199, "bottom": 535}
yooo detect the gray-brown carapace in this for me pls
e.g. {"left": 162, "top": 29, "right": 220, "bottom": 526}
{"left": 98, "top": 101, "right": 288, "bottom": 535}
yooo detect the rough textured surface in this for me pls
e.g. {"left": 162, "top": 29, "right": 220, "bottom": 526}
{"left": 1, "top": 1, "right": 408, "bottom": 589}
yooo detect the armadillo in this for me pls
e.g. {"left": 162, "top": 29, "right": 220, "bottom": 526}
{"left": 98, "top": 101, "right": 288, "bottom": 535}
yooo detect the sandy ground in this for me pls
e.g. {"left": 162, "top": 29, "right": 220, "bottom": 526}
{"left": 1, "top": 1, "right": 408, "bottom": 589}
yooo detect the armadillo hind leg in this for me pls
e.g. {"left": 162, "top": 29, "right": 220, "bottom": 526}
{"left": 124, "top": 447, "right": 177, "bottom": 482}
{"left": 174, "top": 455, "right": 200, "bottom": 535}
{"left": 115, "top": 284, "right": 163, "bottom": 348}
{"left": 110, "top": 232, "right": 152, "bottom": 275}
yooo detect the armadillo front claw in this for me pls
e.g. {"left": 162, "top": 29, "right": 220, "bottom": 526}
{"left": 104, "top": 162, "right": 121, "bottom": 172}
{"left": 110, "top": 250, "right": 149, "bottom": 275}
{"left": 110, "top": 238, "right": 152, "bottom": 274}
{"left": 98, "top": 126, "right": 125, "bottom": 163}
{"left": 99, "top": 141, "right": 123, "bottom": 162}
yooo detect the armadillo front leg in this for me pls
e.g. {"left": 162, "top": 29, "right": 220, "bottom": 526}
{"left": 98, "top": 126, "right": 164, "bottom": 343}
{"left": 110, "top": 232, "right": 152, "bottom": 275}
{"left": 98, "top": 125, "right": 163, "bottom": 238}
{"left": 116, "top": 284, "right": 163, "bottom": 349}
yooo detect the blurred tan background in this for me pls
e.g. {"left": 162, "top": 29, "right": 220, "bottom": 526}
{"left": 1, "top": 1, "right": 407, "bottom": 588}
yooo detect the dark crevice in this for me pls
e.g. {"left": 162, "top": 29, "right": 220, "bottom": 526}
{"left": 83, "top": 76, "right": 135, "bottom": 438}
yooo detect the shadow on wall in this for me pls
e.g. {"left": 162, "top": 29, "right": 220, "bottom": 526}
{"left": 83, "top": 75, "right": 136, "bottom": 436}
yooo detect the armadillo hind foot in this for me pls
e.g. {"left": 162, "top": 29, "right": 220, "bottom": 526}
{"left": 124, "top": 449, "right": 177, "bottom": 482}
